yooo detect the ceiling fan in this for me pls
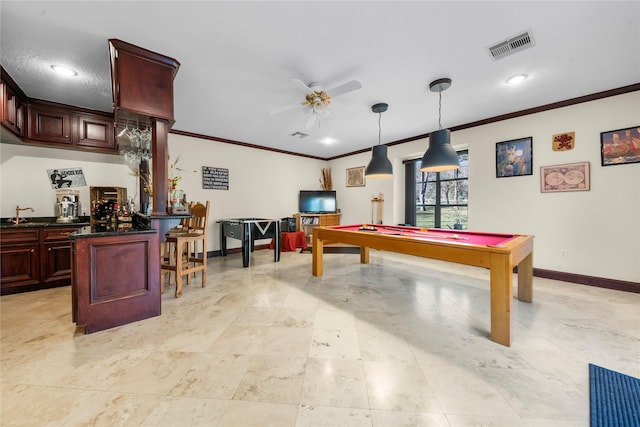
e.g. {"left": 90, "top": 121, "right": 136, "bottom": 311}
{"left": 269, "top": 79, "right": 362, "bottom": 128}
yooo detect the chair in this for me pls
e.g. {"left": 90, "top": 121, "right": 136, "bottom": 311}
{"left": 160, "top": 201, "right": 210, "bottom": 297}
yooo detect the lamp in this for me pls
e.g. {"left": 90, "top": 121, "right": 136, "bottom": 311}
{"left": 365, "top": 103, "right": 393, "bottom": 178}
{"left": 420, "top": 78, "right": 460, "bottom": 172}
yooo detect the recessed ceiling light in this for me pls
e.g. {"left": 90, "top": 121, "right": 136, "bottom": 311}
{"left": 506, "top": 74, "right": 527, "bottom": 85}
{"left": 321, "top": 137, "right": 335, "bottom": 145}
{"left": 50, "top": 65, "right": 78, "bottom": 77}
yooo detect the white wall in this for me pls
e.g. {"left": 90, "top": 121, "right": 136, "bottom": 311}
{"left": 1, "top": 92, "right": 638, "bottom": 282}
{"left": 166, "top": 134, "right": 326, "bottom": 251}
{"left": 336, "top": 91, "right": 639, "bottom": 282}
{"left": 0, "top": 143, "right": 137, "bottom": 218}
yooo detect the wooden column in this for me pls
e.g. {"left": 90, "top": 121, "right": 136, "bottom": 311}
{"left": 151, "top": 118, "right": 169, "bottom": 215}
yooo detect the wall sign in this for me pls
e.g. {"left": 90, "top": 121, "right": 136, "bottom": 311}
{"left": 47, "top": 167, "right": 87, "bottom": 189}
{"left": 202, "top": 166, "right": 229, "bottom": 190}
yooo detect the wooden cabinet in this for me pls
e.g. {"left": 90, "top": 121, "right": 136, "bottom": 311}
{"left": 76, "top": 112, "right": 116, "bottom": 150}
{"left": 25, "top": 100, "right": 116, "bottom": 152}
{"left": 294, "top": 213, "right": 340, "bottom": 243}
{"left": 0, "top": 225, "right": 82, "bottom": 295}
{"left": 1, "top": 67, "right": 117, "bottom": 153}
{"left": 109, "top": 39, "right": 180, "bottom": 125}
{"left": 27, "top": 102, "right": 73, "bottom": 145}
{"left": 72, "top": 230, "right": 160, "bottom": 333}
{"left": 1, "top": 67, "right": 27, "bottom": 137}
{"left": 0, "top": 229, "right": 40, "bottom": 293}
{"left": 41, "top": 227, "right": 77, "bottom": 285}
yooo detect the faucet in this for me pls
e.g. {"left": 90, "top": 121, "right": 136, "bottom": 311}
{"left": 13, "top": 206, "right": 35, "bottom": 224}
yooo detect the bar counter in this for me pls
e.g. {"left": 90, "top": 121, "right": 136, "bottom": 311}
{"left": 68, "top": 222, "right": 157, "bottom": 238}
{"left": 70, "top": 218, "right": 160, "bottom": 333}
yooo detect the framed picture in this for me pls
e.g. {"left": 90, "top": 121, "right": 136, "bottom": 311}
{"left": 496, "top": 137, "right": 533, "bottom": 177}
{"left": 540, "top": 162, "right": 590, "bottom": 193}
{"left": 600, "top": 126, "right": 640, "bottom": 166}
{"left": 346, "top": 166, "right": 366, "bottom": 187}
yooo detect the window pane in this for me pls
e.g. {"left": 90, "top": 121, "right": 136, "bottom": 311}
{"left": 416, "top": 206, "right": 435, "bottom": 227}
{"left": 457, "top": 152, "right": 469, "bottom": 178}
{"left": 440, "top": 179, "right": 468, "bottom": 205}
{"left": 441, "top": 206, "right": 468, "bottom": 230}
{"left": 416, "top": 182, "right": 436, "bottom": 206}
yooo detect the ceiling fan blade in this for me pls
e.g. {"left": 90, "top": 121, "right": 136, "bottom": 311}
{"left": 326, "top": 80, "right": 362, "bottom": 97}
{"left": 292, "top": 79, "right": 316, "bottom": 95}
{"left": 269, "top": 101, "right": 304, "bottom": 115}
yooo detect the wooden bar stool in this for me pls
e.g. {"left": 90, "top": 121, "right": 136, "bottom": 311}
{"left": 161, "top": 201, "right": 210, "bottom": 297}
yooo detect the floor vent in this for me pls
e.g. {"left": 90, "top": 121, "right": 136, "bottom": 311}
{"left": 487, "top": 31, "right": 534, "bottom": 60}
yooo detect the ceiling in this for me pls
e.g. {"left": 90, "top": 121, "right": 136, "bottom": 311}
{"left": 1, "top": 1, "right": 639, "bottom": 159}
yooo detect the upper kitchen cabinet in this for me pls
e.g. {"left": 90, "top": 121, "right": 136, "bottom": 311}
{"left": 0, "top": 66, "right": 27, "bottom": 137}
{"left": 76, "top": 111, "right": 116, "bottom": 150}
{"left": 109, "top": 39, "right": 180, "bottom": 125}
{"left": 26, "top": 100, "right": 116, "bottom": 152}
{"left": 27, "top": 101, "right": 74, "bottom": 145}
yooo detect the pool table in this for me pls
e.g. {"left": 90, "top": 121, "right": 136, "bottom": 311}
{"left": 312, "top": 224, "right": 534, "bottom": 346}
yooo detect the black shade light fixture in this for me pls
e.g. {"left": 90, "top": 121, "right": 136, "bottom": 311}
{"left": 420, "top": 78, "right": 460, "bottom": 172}
{"left": 365, "top": 102, "right": 393, "bottom": 178}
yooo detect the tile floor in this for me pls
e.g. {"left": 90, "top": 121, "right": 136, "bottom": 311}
{"left": 1, "top": 248, "right": 638, "bottom": 426}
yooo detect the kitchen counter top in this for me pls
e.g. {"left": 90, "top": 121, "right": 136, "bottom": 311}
{"left": 0, "top": 216, "right": 90, "bottom": 229}
{"left": 68, "top": 222, "right": 157, "bottom": 239}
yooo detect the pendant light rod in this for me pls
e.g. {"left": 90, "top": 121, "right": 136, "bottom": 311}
{"left": 429, "top": 78, "right": 451, "bottom": 130}
{"left": 371, "top": 103, "right": 388, "bottom": 145}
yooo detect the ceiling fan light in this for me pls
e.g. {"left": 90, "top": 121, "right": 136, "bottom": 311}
{"left": 420, "top": 129, "right": 460, "bottom": 172}
{"left": 365, "top": 144, "right": 393, "bottom": 178}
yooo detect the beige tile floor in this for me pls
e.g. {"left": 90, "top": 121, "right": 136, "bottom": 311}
{"left": 1, "top": 248, "right": 639, "bottom": 426}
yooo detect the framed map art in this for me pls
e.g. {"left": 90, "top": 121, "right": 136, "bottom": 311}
{"left": 540, "top": 162, "right": 590, "bottom": 193}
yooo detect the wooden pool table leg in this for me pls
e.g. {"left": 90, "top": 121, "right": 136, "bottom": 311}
{"left": 517, "top": 252, "right": 533, "bottom": 302}
{"left": 489, "top": 253, "right": 513, "bottom": 346}
{"left": 312, "top": 237, "right": 324, "bottom": 276}
{"left": 360, "top": 246, "right": 369, "bottom": 264}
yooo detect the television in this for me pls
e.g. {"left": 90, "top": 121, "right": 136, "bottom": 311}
{"left": 299, "top": 190, "right": 337, "bottom": 214}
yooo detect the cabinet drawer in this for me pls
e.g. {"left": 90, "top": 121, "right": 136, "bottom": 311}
{"left": 43, "top": 227, "right": 79, "bottom": 241}
{"left": 0, "top": 229, "right": 39, "bottom": 243}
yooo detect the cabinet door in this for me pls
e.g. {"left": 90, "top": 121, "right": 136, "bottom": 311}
{"left": 27, "top": 103, "right": 73, "bottom": 145}
{"left": 76, "top": 113, "right": 116, "bottom": 151}
{"left": 41, "top": 227, "right": 78, "bottom": 284}
{"left": 0, "top": 242, "right": 40, "bottom": 294}
{"left": 1, "top": 82, "right": 25, "bottom": 136}
{"left": 42, "top": 241, "right": 73, "bottom": 284}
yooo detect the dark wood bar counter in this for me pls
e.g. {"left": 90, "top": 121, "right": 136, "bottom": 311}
{"left": 69, "top": 222, "right": 159, "bottom": 333}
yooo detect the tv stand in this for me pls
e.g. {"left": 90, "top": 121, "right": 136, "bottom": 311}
{"left": 294, "top": 213, "right": 340, "bottom": 243}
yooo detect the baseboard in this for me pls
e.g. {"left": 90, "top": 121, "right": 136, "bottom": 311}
{"left": 205, "top": 247, "right": 639, "bottom": 294}
{"left": 533, "top": 268, "right": 639, "bottom": 294}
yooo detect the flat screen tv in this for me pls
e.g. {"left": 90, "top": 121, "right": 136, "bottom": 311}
{"left": 299, "top": 190, "right": 337, "bottom": 214}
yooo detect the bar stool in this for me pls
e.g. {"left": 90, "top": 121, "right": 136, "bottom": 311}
{"left": 161, "top": 201, "right": 210, "bottom": 297}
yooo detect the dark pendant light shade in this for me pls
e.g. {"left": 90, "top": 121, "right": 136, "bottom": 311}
{"left": 365, "top": 144, "right": 393, "bottom": 177}
{"left": 365, "top": 102, "right": 393, "bottom": 178}
{"left": 420, "top": 129, "right": 460, "bottom": 172}
{"left": 420, "top": 78, "right": 460, "bottom": 172}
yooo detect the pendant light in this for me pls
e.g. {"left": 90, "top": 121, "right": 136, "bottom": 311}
{"left": 420, "top": 78, "right": 460, "bottom": 172}
{"left": 365, "top": 103, "right": 393, "bottom": 178}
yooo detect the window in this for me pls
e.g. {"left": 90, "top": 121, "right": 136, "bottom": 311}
{"left": 404, "top": 150, "right": 468, "bottom": 229}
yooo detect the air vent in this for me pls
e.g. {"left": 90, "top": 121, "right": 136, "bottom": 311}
{"left": 487, "top": 31, "right": 534, "bottom": 60}
{"left": 291, "top": 132, "right": 308, "bottom": 139}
